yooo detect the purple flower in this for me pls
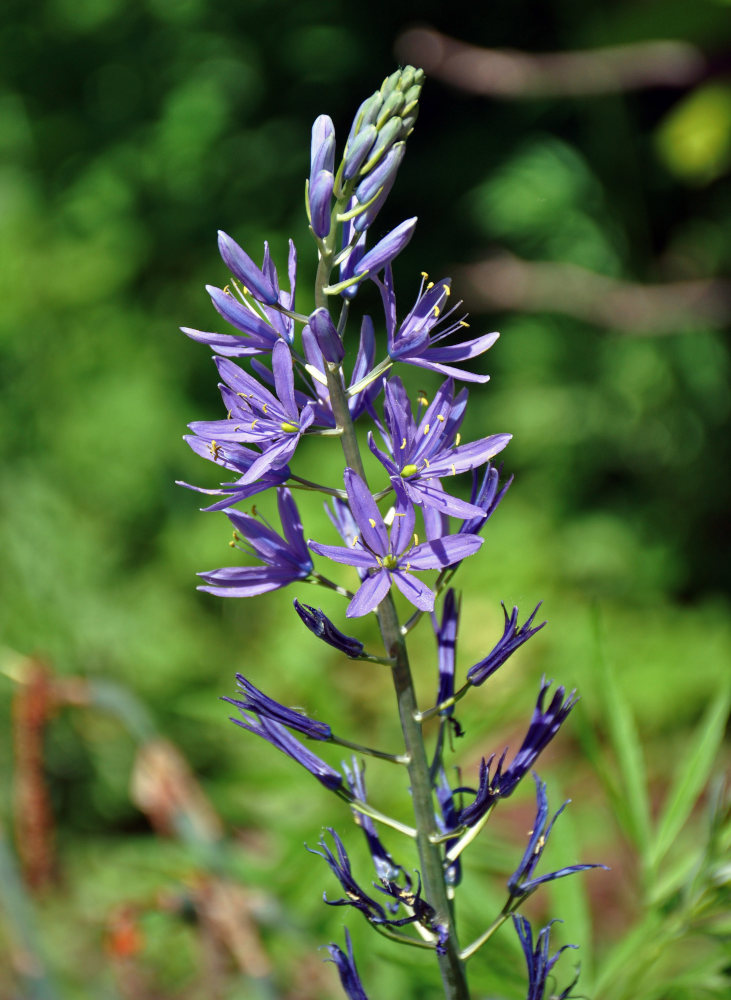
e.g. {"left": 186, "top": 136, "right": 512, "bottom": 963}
{"left": 457, "top": 680, "right": 577, "bottom": 827}
{"left": 223, "top": 673, "right": 331, "bottom": 740}
{"left": 177, "top": 435, "right": 290, "bottom": 512}
{"left": 309, "top": 470, "right": 484, "bottom": 617}
{"left": 374, "top": 265, "right": 499, "bottom": 382}
{"left": 507, "top": 774, "right": 606, "bottom": 902}
{"left": 513, "top": 916, "right": 579, "bottom": 1000}
{"left": 188, "top": 342, "right": 314, "bottom": 485}
{"left": 369, "top": 377, "right": 510, "bottom": 518}
{"left": 197, "top": 488, "right": 312, "bottom": 597}
{"left": 293, "top": 601, "right": 365, "bottom": 658}
{"left": 183, "top": 236, "right": 298, "bottom": 358}
{"left": 229, "top": 713, "right": 342, "bottom": 790}
{"left": 343, "top": 758, "right": 404, "bottom": 882}
{"left": 326, "top": 930, "right": 370, "bottom": 1000}
{"left": 467, "top": 602, "right": 546, "bottom": 687}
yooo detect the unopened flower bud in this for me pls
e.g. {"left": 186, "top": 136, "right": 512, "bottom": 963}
{"left": 309, "top": 307, "right": 344, "bottom": 362}
{"left": 308, "top": 169, "right": 334, "bottom": 238}
{"left": 354, "top": 217, "right": 417, "bottom": 276}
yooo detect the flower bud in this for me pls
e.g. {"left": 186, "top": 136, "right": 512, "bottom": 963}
{"left": 354, "top": 217, "right": 417, "bottom": 276}
{"left": 343, "top": 125, "right": 378, "bottom": 180}
{"left": 311, "top": 114, "right": 335, "bottom": 176}
{"left": 308, "top": 169, "right": 334, "bottom": 239}
{"left": 309, "top": 307, "right": 344, "bottom": 363}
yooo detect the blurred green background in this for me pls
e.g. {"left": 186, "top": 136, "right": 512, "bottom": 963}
{"left": 1, "top": 1, "right": 729, "bottom": 998}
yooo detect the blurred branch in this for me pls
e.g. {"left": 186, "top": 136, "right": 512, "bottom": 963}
{"left": 456, "top": 254, "right": 731, "bottom": 334}
{"left": 396, "top": 28, "right": 708, "bottom": 97}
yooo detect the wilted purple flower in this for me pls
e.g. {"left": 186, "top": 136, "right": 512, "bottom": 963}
{"left": 434, "top": 588, "right": 459, "bottom": 714}
{"left": 456, "top": 680, "right": 577, "bottom": 827}
{"left": 223, "top": 673, "right": 331, "bottom": 740}
{"left": 326, "top": 930, "right": 370, "bottom": 1000}
{"left": 197, "top": 488, "right": 312, "bottom": 597}
{"left": 374, "top": 265, "right": 499, "bottom": 382}
{"left": 369, "top": 377, "right": 510, "bottom": 518}
{"left": 177, "top": 435, "right": 290, "bottom": 512}
{"left": 183, "top": 237, "right": 298, "bottom": 357}
{"left": 229, "top": 714, "right": 342, "bottom": 790}
{"left": 343, "top": 758, "right": 404, "bottom": 882}
{"left": 309, "top": 470, "right": 484, "bottom": 617}
{"left": 467, "top": 602, "right": 546, "bottom": 687}
{"left": 309, "top": 829, "right": 391, "bottom": 923}
{"left": 293, "top": 601, "right": 365, "bottom": 658}
{"left": 188, "top": 342, "right": 314, "bottom": 485}
{"left": 434, "top": 766, "right": 463, "bottom": 887}
{"left": 513, "top": 916, "right": 579, "bottom": 1000}
{"left": 507, "top": 774, "right": 605, "bottom": 902}
{"left": 311, "top": 830, "right": 445, "bottom": 948}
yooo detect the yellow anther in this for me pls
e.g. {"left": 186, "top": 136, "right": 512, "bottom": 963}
{"left": 455, "top": 432, "right": 461, "bottom": 446}
{"left": 405, "top": 561, "right": 411, "bottom": 570}
{"left": 369, "top": 518, "right": 376, "bottom": 528}
{"left": 423, "top": 424, "right": 430, "bottom": 435}
{"left": 437, "top": 414, "right": 445, "bottom": 422}
{"left": 432, "top": 305, "right": 440, "bottom": 318}
{"left": 421, "top": 271, "right": 429, "bottom": 280}
{"left": 444, "top": 286, "right": 451, "bottom": 297}
{"left": 459, "top": 320, "right": 469, "bottom": 328}
{"left": 251, "top": 419, "right": 259, "bottom": 429}
{"left": 413, "top": 532, "right": 419, "bottom": 545}
{"left": 400, "top": 437, "right": 407, "bottom": 450}
{"left": 209, "top": 440, "right": 222, "bottom": 460}
{"left": 423, "top": 457, "right": 430, "bottom": 467}
{"left": 352, "top": 535, "right": 360, "bottom": 547}
{"left": 426, "top": 281, "right": 434, "bottom": 290}
{"left": 262, "top": 403, "right": 268, "bottom": 414}
{"left": 417, "top": 391, "right": 429, "bottom": 406}
{"left": 451, "top": 463, "right": 456, "bottom": 476}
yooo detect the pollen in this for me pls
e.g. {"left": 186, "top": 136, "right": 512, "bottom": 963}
{"left": 421, "top": 271, "right": 429, "bottom": 280}
{"left": 451, "top": 463, "right": 456, "bottom": 476}
{"left": 437, "top": 414, "right": 445, "bottom": 422}
{"left": 400, "top": 437, "right": 407, "bottom": 450}
{"left": 423, "top": 424, "right": 430, "bottom": 435}
{"left": 413, "top": 532, "right": 419, "bottom": 546}
{"left": 459, "top": 320, "right": 469, "bottom": 328}
{"left": 426, "top": 281, "right": 434, "bottom": 290}
{"left": 262, "top": 403, "right": 268, "bottom": 414}
{"left": 432, "top": 306, "right": 440, "bottom": 318}
{"left": 251, "top": 419, "right": 259, "bottom": 429}
{"left": 369, "top": 518, "right": 376, "bottom": 528}
{"left": 455, "top": 432, "right": 461, "bottom": 446}
{"left": 351, "top": 535, "right": 360, "bottom": 547}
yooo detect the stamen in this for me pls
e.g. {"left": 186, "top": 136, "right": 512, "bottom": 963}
{"left": 455, "top": 432, "right": 461, "bottom": 446}
{"left": 432, "top": 306, "right": 440, "bottom": 318}
{"left": 400, "top": 437, "right": 407, "bottom": 450}
{"left": 209, "top": 440, "right": 222, "bottom": 460}
{"left": 262, "top": 403, "right": 268, "bottom": 414}
{"left": 437, "top": 414, "right": 445, "bottom": 422}
{"left": 423, "top": 424, "right": 430, "bottom": 435}
{"left": 459, "top": 320, "right": 469, "bottom": 328}
{"left": 426, "top": 281, "right": 434, "bottom": 290}
{"left": 368, "top": 518, "right": 376, "bottom": 528}
{"left": 451, "top": 463, "right": 456, "bottom": 476}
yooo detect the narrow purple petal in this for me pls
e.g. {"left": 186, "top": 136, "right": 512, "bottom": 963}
{"left": 308, "top": 541, "right": 376, "bottom": 569}
{"left": 392, "top": 570, "right": 435, "bottom": 611}
{"left": 354, "top": 218, "right": 417, "bottom": 276}
{"left": 344, "top": 469, "right": 388, "bottom": 555}
{"left": 267, "top": 341, "right": 295, "bottom": 420}
{"left": 347, "top": 570, "right": 391, "bottom": 617}
{"left": 206, "top": 286, "right": 279, "bottom": 343}
{"left": 406, "top": 533, "right": 484, "bottom": 570}
{"left": 217, "top": 231, "right": 278, "bottom": 305}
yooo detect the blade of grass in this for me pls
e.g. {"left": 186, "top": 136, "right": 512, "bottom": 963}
{"left": 649, "top": 680, "right": 731, "bottom": 873}
{"left": 590, "top": 605, "right": 652, "bottom": 859}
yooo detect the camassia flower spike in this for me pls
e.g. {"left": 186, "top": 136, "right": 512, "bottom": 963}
{"left": 308, "top": 469, "right": 483, "bottom": 617}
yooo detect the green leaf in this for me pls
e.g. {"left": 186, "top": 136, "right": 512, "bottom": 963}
{"left": 590, "top": 606, "right": 652, "bottom": 857}
{"left": 649, "top": 681, "right": 731, "bottom": 872}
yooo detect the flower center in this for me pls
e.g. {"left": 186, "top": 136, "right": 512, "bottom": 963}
{"left": 382, "top": 554, "right": 399, "bottom": 570}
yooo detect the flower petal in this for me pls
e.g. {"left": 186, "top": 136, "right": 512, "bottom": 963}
{"left": 347, "top": 570, "right": 391, "bottom": 617}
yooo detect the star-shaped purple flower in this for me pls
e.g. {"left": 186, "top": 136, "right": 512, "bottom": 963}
{"left": 308, "top": 470, "right": 484, "bottom": 617}
{"left": 182, "top": 233, "right": 298, "bottom": 357}
{"left": 197, "top": 488, "right": 313, "bottom": 597}
{"left": 188, "top": 341, "right": 314, "bottom": 486}
{"left": 373, "top": 265, "right": 499, "bottom": 382}
{"left": 369, "top": 376, "right": 511, "bottom": 517}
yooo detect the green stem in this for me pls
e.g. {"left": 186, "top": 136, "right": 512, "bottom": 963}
{"left": 315, "top": 256, "right": 470, "bottom": 995}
